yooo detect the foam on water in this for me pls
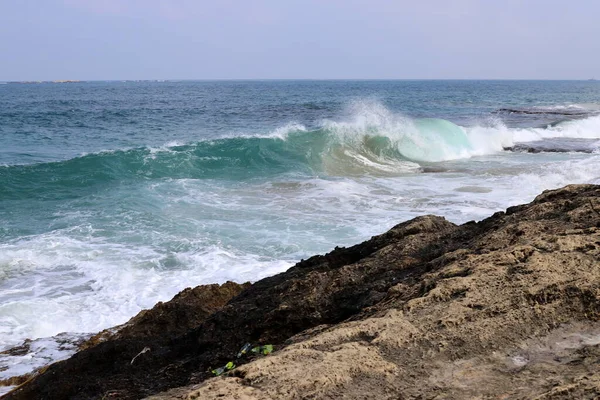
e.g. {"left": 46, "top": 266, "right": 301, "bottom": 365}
{"left": 0, "top": 235, "right": 292, "bottom": 346}
{"left": 0, "top": 333, "right": 87, "bottom": 394}
{"left": 0, "top": 227, "right": 293, "bottom": 384}
{"left": 1, "top": 89, "right": 600, "bottom": 388}
{"left": 479, "top": 116, "right": 600, "bottom": 144}
{"left": 3, "top": 102, "right": 600, "bottom": 184}
{"left": 1, "top": 153, "right": 599, "bottom": 386}
{"left": 321, "top": 101, "right": 600, "bottom": 163}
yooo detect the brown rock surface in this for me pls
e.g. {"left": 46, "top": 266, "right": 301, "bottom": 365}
{"left": 3, "top": 184, "right": 600, "bottom": 400}
{"left": 81, "top": 281, "right": 250, "bottom": 349}
{"left": 1, "top": 281, "right": 248, "bottom": 397}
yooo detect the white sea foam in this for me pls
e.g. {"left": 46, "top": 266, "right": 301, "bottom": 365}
{"left": 13, "top": 102, "right": 600, "bottom": 173}
{"left": 2, "top": 100, "right": 600, "bottom": 386}
{"left": 0, "top": 333, "right": 87, "bottom": 392}
{"left": 215, "top": 122, "right": 308, "bottom": 141}
{"left": 0, "top": 233, "right": 292, "bottom": 349}
{"left": 0, "top": 229, "right": 293, "bottom": 384}
{"left": 266, "top": 123, "right": 308, "bottom": 140}
{"left": 2, "top": 152, "right": 600, "bottom": 382}
{"left": 8, "top": 102, "right": 600, "bottom": 171}
{"left": 536, "top": 103, "right": 600, "bottom": 112}
{"left": 321, "top": 101, "right": 483, "bottom": 163}
{"left": 497, "top": 116, "right": 600, "bottom": 143}
{"left": 317, "top": 101, "right": 600, "bottom": 163}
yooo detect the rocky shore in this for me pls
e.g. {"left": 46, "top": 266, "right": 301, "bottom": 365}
{"left": 2, "top": 184, "right": 600, "bottom": 399}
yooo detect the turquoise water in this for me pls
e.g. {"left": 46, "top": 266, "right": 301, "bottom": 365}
{"left": 1, "top": 80, "right": 600, "bottom": 380}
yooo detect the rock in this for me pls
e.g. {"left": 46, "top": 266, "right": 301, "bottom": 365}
{"left": 1, "top": 281, "right": 248, "bottom": 399}
{"left": 80, "top": 281, "right": 250, "bottom": 349}
{"left": 3, "top": 184, "right": 600, "bottom": 400}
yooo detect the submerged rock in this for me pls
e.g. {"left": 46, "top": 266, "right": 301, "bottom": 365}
{"left": 3, "top": 184, "right": 600, "bottom": 400}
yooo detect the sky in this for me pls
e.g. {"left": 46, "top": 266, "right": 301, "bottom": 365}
{"left": 0, "top": 0, "right": 598, "bottom": 80}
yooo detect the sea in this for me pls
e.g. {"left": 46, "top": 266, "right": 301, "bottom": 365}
{"left": 1, "top": 80, "right": 600, "bottom": 388}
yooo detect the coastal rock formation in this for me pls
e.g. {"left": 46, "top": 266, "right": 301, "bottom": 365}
{"left": 81, "top": 281, "right": 250, "bottom": 349}
{"left": 3, "top": 184, "right": 600, "bottom": 400}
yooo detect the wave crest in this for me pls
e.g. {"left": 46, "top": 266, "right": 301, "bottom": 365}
{"left": 3, "top": 102, "right": 600, "bottom": 200}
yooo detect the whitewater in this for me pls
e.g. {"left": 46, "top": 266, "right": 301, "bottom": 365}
{"left": 1, "top": 80, "right": 599, "bottom": 389}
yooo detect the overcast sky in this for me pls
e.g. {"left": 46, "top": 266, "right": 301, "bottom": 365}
{"left": 1, "top": 0, "right": 598, "bottom": 80}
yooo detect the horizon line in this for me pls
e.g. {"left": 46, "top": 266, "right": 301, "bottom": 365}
{"left": 1, "top": 78, "right": 597, "bottom": 83}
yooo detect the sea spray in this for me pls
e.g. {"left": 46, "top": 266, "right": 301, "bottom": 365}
{"left": 1, "top": 80, "right": 600, "bottom": 386}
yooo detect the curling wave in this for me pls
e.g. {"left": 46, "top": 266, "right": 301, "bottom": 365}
{"left": 3, "top": 103, "right": 600, "bottom": 200}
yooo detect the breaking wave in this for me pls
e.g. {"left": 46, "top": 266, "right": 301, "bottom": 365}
{"left": 2, "top": 102, "right": 600, "bottom": 200}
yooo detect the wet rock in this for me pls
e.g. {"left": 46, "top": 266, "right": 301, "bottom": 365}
{"left": 4, "top": 184, "right": 600, "bottom": 400}
{"left": 81, "top": 281, "right": 249, "bottom": 349}
{"left": 2, "top": 281, "right": 247, "bottom": 399}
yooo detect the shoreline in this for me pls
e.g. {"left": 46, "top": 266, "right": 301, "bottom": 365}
{"left": 3, "top": 184, "right": 600, "bottom": 399}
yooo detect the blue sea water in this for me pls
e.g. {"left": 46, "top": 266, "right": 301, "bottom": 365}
{"left": 1, "top": 80, "right": 600, "bottom": 381}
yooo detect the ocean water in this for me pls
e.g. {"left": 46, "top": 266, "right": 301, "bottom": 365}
{"left": 1, "top": 80, "right": 600, "bottom": 384}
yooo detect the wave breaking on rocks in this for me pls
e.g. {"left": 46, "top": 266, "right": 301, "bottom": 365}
{"left": 3, "top": 184, "right": 600, "bottom": 400}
